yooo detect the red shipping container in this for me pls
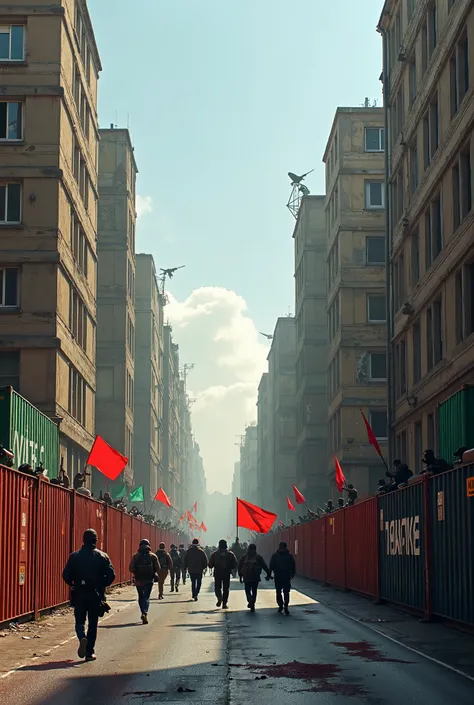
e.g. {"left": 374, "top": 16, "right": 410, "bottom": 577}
{"left": 344, "top": 497, "right": 378, "bottom": 598}
{"left": 325, "top": 511, "right": 345, "bottom": 588}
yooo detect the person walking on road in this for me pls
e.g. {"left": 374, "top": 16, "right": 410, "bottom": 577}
{"left": 184, "top": 538, "right": 208, "bottom": 601}
{"left": 238, "top": 543, "right": 270, "bottom": 612}
{"left": 209, "top": 539, "right": 237, "bottom": 609}
{"left": 129, "top": 539, "right": 159, "bottom": 623}
{"left": 269, "top": 541, "right": 296, "bottom": 616}
{"left": 62, "top": 528, "right": 115, "bottom": 661}
{"left": 178, "top": 544, "right": 187, "bottom": 585}
{"left": 155, "top": 542, "right": 173, "bottom": 600}
{"left": 169, "top": 544, "right": 182, "bottom": 592}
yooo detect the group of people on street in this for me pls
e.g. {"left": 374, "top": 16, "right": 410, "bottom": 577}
{"left": 63, "top": 530, "right": 296, "bottom": 662}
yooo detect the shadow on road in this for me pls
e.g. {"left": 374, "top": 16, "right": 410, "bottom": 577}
{"left": 17, "top": 660, "right": 80, "bottom": 672}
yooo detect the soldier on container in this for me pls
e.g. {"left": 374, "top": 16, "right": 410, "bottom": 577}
{"left": 420, "top": 449, "right": 452, "bottom": 476}
{"left": 386, "top": 459, "right": 413, "bottom": 489}
{"left": 62, "top": 528, "right": 115, "bottom": 661}
{"left": 269, "top": 541, "right": 296, "bottom": 616}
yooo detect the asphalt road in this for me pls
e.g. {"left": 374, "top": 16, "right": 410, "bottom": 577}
{"left": 0, "top": 577, "right": 473, "bottom": 704}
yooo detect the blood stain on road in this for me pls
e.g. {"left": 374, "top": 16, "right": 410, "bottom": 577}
{"left": 332, "top": 641, "right": 415, "bottom": 664}
{"left": 315, "top": 628, "right": 337, "bottom": 634}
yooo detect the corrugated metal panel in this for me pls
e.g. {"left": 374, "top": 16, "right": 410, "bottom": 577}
{"left": 345, "top": 498, "right": 379, "bottom": 598}
{"left": 325, "top": 511, "right": 345, "bottom": 588}
{"left": 429, "top": 464, "right": 474, "bottom": 625}
{"left": 378, "top": 479, "right": 426, "bottom": 612}
{"left": 106, "top": 506, "right": 124, "bottom": 584}
{"left": 0, "top": 387, "right": 60, "bottom": 477}
{"left": 0, "top": 466, "right": 36, "bottom": 622}
{"left": 437, "top": 385, "right": 474, "bottom": 462}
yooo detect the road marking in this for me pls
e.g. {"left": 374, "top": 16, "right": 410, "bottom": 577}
{"left": 0, "top": 598, "right": 136, "bottom": 681}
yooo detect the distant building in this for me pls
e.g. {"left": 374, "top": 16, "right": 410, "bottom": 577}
{"left": 256, "top": 374, "right": 271, "bottom": 507}
{"left": 379, "top": 1, "right": 474, "bottom": 470}
{"left": 323, "top": 107, "right": 387, "bottom": 498}
{"left": 95, "top": 127, "right": 138, "bottom": 492}
{"left": 133, "top": 254, "right": 164, "bottom": 503}
{"left": 0, "top": 4, "right": 101, "bottom": 481}
{"left": 163, "top": 325, "right": 181, "bottom": 508}
{"left": 293, "top": 196, "right": 328, "bottom": 507}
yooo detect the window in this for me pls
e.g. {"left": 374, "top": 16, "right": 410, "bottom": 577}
{"left": 328, "top": 236, "right": 339, "bottom": 288}
{"left": 421, "top": 23, "right": 428, "bottom": 73}
{"left": 414, "top": 421, "right": 423, "bottom": 471}
{"left": 68, "top": 365, "right": 86, "bottom": 426}
{"left": 367, "top": 294, "right": 386, "bottom": 323}
{"left": 455, "top": 269, "right": 464, "bottom": 344}
{"left": 126, "top": 313, "right": 135, "bottom": 359}
{"left": 0, "top": 266, "right": 19, "bottom": 307}
{"left": 69, "top": 288, "right": 87, "bottom": 351}
{"left": 0, "top": 350, "right": 19, "bottom": 389}
{"left": 395, "top": 338, "right": 407, "bottom": 398}
{"left": 369, "top": 352, "right": 387, "bottom": 381}
{"left": 0, "top": 182, "right": 21, "bottom": 223}
{"left": 410, "top": 140, "right": 418, "bottom": 195}
{"left": 365, "top": 127, "right": 385, "bottom": 152}
{"left": 425, "top": 195, "right": 442, "bottom": 269}
{"left": 328, "top": 295, "right": 340, "bottom": 341}
{"left": 0, "top": 25, "right": 24, "bottom": 61}
{"left": 365, "top": 181, "right": 384, "bottom": 209}
{"left": 454, "top": 265, "right": 474, "bottom": 343}
{"left": 71, "top": 211, "right": 89, "bottom": 276}
{"left": 369, "top": 410, "right": 388, "bottom": 439}
{"left": 423, "top": 95, "right": 439, "bottom": 169}
{"left": 366, "top": 236, "right": 385, "bottom": 265}
{"left": 396, "top": 429, "right": 407, "bottom": 462}
{"left": 126, "top": 370, "right": 134, "bottom": 411}
{"left": 412, "top": 320, "right": 422, "bottom": 383}
{"left": 426, "top": 296, "right": 443, "bottom": 371}
{"left": 407, "top": 0, "right": 417, "bottom": 20}
{"left": 0, "top": 102, "right": 22, "bottom": 140}
{"left": 411, "top": 230, "right": 420, "bottom": 286}
{"left": 452, "top": 31, "right": 469, "bottom": 120}
{"left": 427, "top": 413, "right": 435, "bottom": 451}
{"left": 394, "top": 252, "right": 406, "bottom": 311}
{"left": 409, "top": 57, "right": 417, "bottom": 105}
{"left": 427, "top": 3, "right": 437, "bottom": 59}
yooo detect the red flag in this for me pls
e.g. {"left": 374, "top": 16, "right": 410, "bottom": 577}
{"left": 335, "top": 456, "right": 346, "bottom": 493}
{"left": 292, "top": 484, "right": 306, "bottom": 505}
{"left": 237, "top": 498, "right": 277, "bottom": 534}
{"left": 200, "top": 521, "right": 207, "bottom": 532}
{"left": 286, "top": 496, "right": 296, "bottom": 511}
{"left": 192, "top": 501, "right": 198, "bottom": 513}
{"left": 155, "top": 487, "right": 171, "bottom": 507}
{"left": 86, "top": 435, "right": 128, "bottom": 481}
{"left": 361, "top": 409, "right": 383, "bottom": 457}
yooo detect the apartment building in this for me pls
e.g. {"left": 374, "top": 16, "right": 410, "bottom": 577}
{"left": 379, "top": 0, "right": 474, "bottom": 470}
{"left": 163, "top": 324, "right": 181, "bottom": 507}
{"left": 293, "top": 196, "right": 328, "bottom": 507}
{"left": 256, "top": 373, "right": 272, "bottom": 508}
{"left": 95, "top": 127, "right": 137, "bottom": 491}
{"left": 133, "top": 254, "right": 164, "bottom": 502}
{"left": 0, "top": 2, "right": 101, "bottom": 479}
{"left": 239, "top": 424, "right": 258, "bottom": 507}
{"left": 178, "top": 378, "right": 193, "bottom": 512}
{"left": 323, "top": 107, "right": 388, "bottom": 498}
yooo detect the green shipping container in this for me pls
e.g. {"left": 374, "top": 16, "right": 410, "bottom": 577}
{"left": 0, "top": 387, "right": 59, "bottom": 476}
{"left": 437, "top": 385, "right": 474, "bottom": 462}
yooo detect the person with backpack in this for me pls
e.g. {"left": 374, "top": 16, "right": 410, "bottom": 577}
{"left": 169, "top": 544, "right": 182, "bottom": 592}
{"left": 184, "top": 538, "right": 208, "bottom": 601}
{"left": 155, "top": 542, "right": 173, "bottom": 599}
{"left": 178, "top": 544, "right": 187, "bottom": 585}
{"left": 129, "top": 539, "right": 160, "bottom": 623}
{"left": 238, "top": 543, "right": 270, "bottom": 612}
{"left": 269, "top": 541, "right": 296, "bottom": 615}
{"left": 209, "top": 539, "right": 238, "bottom": 609}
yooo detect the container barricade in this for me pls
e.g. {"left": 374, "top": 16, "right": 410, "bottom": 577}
{"left": 325, "top": 512, "right": 345, "bottom": 588}
{"left": 344, "top": 497, "right": 378, "bottom": 598}
{"left": 378, "top": 479, "right": 426, "bottom": 614}
{"left": 429, "top": 465, "right": 474, "bottom": 626}
{"left": 105, "top": 506, "right": 124, "bottom": 584}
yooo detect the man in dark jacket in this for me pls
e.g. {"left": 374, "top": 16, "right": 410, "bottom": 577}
{"left": 129, "top": 539, "right": 159, "bottom": 624}
{"left": 169, "top": 544, "right": 182, "bottom": 592}
{"left": 179, "top": 544, "right": 187, "bottom": 585}
{"left": 62, "top": 528, "right": 115, "bottom": 660}
{"left": 209, "top": 539, "right": 238, "bottom": 609}
{"left": 238, "top": 543, "right": 270, "bottom": 612}
{"left": 184, "top": 539, "right": 208, "bottom": 601}
{"left": 269, "top": 541, "right": 296, "bottom": 615}
{"left": 155, "top": 542, "right": 173, "bottom": 599}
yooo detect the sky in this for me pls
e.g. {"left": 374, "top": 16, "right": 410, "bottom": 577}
{"left": 88, "top": 0, "right": 384, "bottom": 495}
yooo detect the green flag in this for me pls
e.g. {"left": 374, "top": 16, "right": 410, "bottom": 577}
{"left": 129, "top": 486, "right": 144, "bottom": 503}
{"left": 112, "top": 485, "right": 126, "bottom": 500}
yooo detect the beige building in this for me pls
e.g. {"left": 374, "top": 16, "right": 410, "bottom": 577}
{"left": 0, "top": 1, "right": 101, "bottom": 479}
{"left": 379, "top": 0, "right": 474, "bottom": 470}
{"left": 94, "top": 127, "right": 137, "bottom": 491}
{"left": 133, "top": 254, "right": 164, "bottom": 502}
{"left": 256, "top": 373, "right": 271, "bottom": 508}
{"left": 323, "top": 107, "right": 388, "bottom": 498}
{"left": 293, "top": 196, "right": 328, "bottom": 507}
{"left": 163, "top": 324, "right": 181, "bottom": 507}
{"left": 239, "top": 423, "right": 258, "bottom": 509}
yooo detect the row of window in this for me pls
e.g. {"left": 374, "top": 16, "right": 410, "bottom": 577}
{"left": 327, "top": 235, "right": 386, "bottom": 294}
{"left": 0, "top": 101, "right": 22, "bottom": 140}
{"left": 72, "top": 138, "right": 93, "bottom": 211}
{"left": 328, "top": 294, "right": 387, "bottom": 342}
{"left": 326, "top": 127, "right": 384, "bottom": 182}
{"left": 328, "top": 351, "right": 387, "bottom": 402}
{"left": 126, "top": 312, "right": 135, "bottom": 360}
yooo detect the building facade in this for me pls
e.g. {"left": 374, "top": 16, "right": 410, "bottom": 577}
{"left": 95, "top": 127, "right": 137, "bottom": 491}
{"left": 239, "top": 424, "right": 258, "bottom": 534}
{"left": 293, "top": 196, "right": 328, "bottom": 507}
{"left": 323, "top": 107, "right": 388, "bottom": 498}
{"left": 0, "top": 1, "right": 101, "bottom": 480}
{"left": 163, "top": 324, "right": 181, "bottom": 508}
{"left": 133, "top": 254, "right": 164, "bottom": 503}
{"left": 256, "top": 373, "right": 272, "bottom": 508}
{"left": 379, "top": 0, "right": 474, "bottom": 471}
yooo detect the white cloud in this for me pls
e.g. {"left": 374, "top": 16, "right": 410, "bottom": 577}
{"left": 136, "top": 194, "right": 153, "bottom": 218}
{"left": 166, "top": 287, "right": 268, "bottom": 494}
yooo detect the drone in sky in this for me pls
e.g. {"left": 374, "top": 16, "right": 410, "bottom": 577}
{"left": 260, "top": 332, "right": 273, "bottom": 340}
{"left": 160, "top": 266, "right": 186, "bottom": 279}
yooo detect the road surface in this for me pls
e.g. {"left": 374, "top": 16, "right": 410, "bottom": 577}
{"left": 0, "top": 577, "right": 472, "bottom": 704}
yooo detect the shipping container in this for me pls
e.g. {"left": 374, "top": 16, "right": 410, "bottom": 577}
{"left": 0, "top": 387, "right": 59, "bottom": 477}
{"left": 378, "top": 479, "right": 426, "bottom": 613}
{"left": 344, "top": 498, "right": 379, "bottom": 598}
{"left": 437, "top": 385, "right": 474, "bottom": 463}
{"left": 325, "top": 511, "right": 346, "bottom": 588}
{"left": 429, "top": 465, "right": 474, "bottom": 626}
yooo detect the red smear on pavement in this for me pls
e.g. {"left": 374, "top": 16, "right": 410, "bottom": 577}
{"left": 332, "top": 641, "right": 414, "bottom": 663}
{"left": 316, "top": 628, "right": 337, "bottom": 634}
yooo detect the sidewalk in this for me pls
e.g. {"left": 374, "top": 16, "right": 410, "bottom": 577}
{"left": 295, "top": 577, "right": 474, "bottom": 680}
